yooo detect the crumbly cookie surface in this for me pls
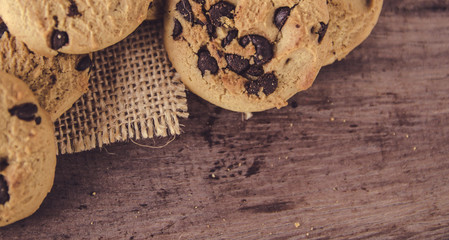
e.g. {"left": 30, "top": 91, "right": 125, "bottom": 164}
{"left": 0, "top": 71, "right": 56, "bottom": 227}
{"left": 0, "top": 0, "right": 152, "bottom": 56}
{"left": 164, "top": 0, "right": 331, "bottom": 112}
{"left": 324, "top": 0, "right": 383, "bottom": 65}
{"left": 0, "top": 22, "right": 91, "bottom": 121}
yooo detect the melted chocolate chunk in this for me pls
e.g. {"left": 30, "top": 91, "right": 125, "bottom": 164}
{"left": 314, "top": 22, "right": 328, "bottom": 44}
{"left": 259, "top": 72, "right": 278, "bottom": 95}
{"left": 221, "top": 29, "right": 238, "bottom": 47}
{"left": 274, "top": 7, "right": 291, "bottom": 30}
{"left": 209, "top": 1, "right": 236, "bottom": 27}
{"left": 245, "top": 72, "right": 278, "bottom": 96}
{"left": 176, "top": 0, "right": 194, "bottom": 23}
{"left": 172, "top": 18, "right": 183, "bottom": 39}
{"left": 0, "top": 22, "right": 7, "bottom": 38}
{"left": 244, "top": 80, "right": 261, "bottom": 95}
{"left": 0, "top": 157, "right": 8, "bottom": 172}
{"left": 225, "top": 54, "right": 249, "bottom": 74}
{"left": 8, "top": 103, "right": 38, "bottom": 122}
{"left": 239, "top": 35, "right": 251, "bottom": 47}
{"left": 68, "top": 0, "right": 81, "bottom": 17}
{"left": 246, "top": 65, "right": 264, "bottom": 77}
{"left": 76, "top": 55, "right": 92, "bottom": 71}
{"left": 240, "top": 35, "right": 274, "bottom": 65}
{"left": 206, "top": 19, "right": 217, "bottom": 39}
{"left": 0, "top": 175, "right": 9, "bottom": 205}
{"left": 197, "top": 47, "right": 219, "bottom": 75}
{"left": 51, "top": 30, "right": 69, "bottom": 50}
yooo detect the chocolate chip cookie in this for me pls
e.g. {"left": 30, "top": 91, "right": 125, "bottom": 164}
{"left": 0, "top": 20, "right": 91, "bottom": 121}
{"left": 164, "top": 0, "right": 331, "bottom": 112}
{"left": 0, "top": 71, "right": 56, "bottom": 227}
{"left": 324, "top": 0, "right": 383, "bottom": 65}
{"left": 0, "top": 0, "right": 152, "bottom": 57}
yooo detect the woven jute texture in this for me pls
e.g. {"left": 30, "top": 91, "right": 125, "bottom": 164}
{"left": 54, "top": 20, "right": 188, "bottom": 155}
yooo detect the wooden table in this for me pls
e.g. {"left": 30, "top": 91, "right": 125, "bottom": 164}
{"left": 2, "top": 1, "right": 449, "bottom": 239}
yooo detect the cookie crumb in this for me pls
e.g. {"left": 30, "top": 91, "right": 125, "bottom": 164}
{"left": 330, "top": 117, "right": 335, "bottom": 121}
{"left": 294, "top": 222, "right": 300, "bottom": 228}
{"left": 244, "top": 112, "right": 253, "bottom": 120}
{"left": 90, "top": 191, "right": 96, "bottom": 196}
{"left": 413, "top": 147, "right": 417, "bottom": 151}
{"left": 405, "top": 134, "right": 409, "bottom": 138}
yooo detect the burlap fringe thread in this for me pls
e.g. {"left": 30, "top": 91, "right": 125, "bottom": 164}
{"left": 54, "top": 21, "right": 189, "bottom": 155}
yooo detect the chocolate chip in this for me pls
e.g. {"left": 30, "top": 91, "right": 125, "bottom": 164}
{"left": 75, "top": 55, "right": 92, "bottom": 71}
{"left": 0, "top": 22, "right": 8, "bottom": 38}
{"left": 176, "top": 0, "right": 194, "bottom": 23}
{"left": 172, "top": 18, "right": 183, "bottom": 39}
{"left": 240, "top": 35, "right": 274, "bottom": 65}
{"left": 206, "top": 20, "right": 217, "bottom": 39}
{"left": 209, "top": 1, "right": 235, "bottom": 27}
{"left": 259, "top": 72, "right": 278, "bottom": 95}
{"left": 225, "top": 54, "right": 249, "bottom": 74}
{"left": 0, "top": 157, "right": 8, "bottom": 172}
{"left": 221, "top": 29, "right": 238, "bottom": 47}
{"left": 35, "top": 116, "right": 42, "bottom": 125}
{"left": 274, "top": 7, "right": 291, "bottom": 30}
{"left": 0, "top": 175, "right": 9, "bottom": 205}
{"left": 245, "top": 72, "right": 278, "bottom": 96}
{"left": 53, "top": 16, "right": 60, "bottom": 28}
{"left": 246, "top": 65, "right": 264, "bottom": 77}
{"left": 313, "top": 22, "right": 328, "bottom": 44}
{"left": 197, "top": 47, "right": 219, "bottom": 75}
{"left": 8, "top": 103, "right": 38, "bottom": 122}
{"left": 51, "top": 30, "right": 69, "bottom": 50}
{"left": 68, "top": 0, "right": 81, "bottom": 17}
{"left": 244, "top": 80, "right": 261, "bottom": 95}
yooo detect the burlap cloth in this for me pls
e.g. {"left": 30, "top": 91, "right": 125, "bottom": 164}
{"left": 54, "top": 20, "right": 188, "bottom": 155}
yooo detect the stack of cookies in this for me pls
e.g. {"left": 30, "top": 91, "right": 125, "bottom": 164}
{"left": 0, "top": 0, "right": 153, "bottom": 227}
{"left": 163, "top": 0, "right": 383, "bottom": 112}
{"left": 0, "top": 0, "right": 383, "bottom": 227}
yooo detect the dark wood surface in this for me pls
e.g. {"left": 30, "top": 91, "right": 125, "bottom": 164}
{"left": 2, "top": 1, "right": 449, "bottom": 239}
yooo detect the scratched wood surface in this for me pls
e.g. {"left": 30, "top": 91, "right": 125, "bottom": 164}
{"left": 2, "top": 0, "right": 449, "bottom": 239}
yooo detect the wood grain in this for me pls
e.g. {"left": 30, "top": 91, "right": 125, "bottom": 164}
{"left": 1, "top": 0, "right": 449, "bottom": 239}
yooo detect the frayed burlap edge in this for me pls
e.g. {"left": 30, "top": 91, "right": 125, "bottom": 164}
{"left": 54, "top": 21, "right": 188, "bottom": 155}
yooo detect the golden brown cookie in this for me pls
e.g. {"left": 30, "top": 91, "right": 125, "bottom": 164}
{"left": 0, "top": 0, "right": 152, "bottom": 56}
{"left": 0, "top": 21, "right": 91, "bottom": 121}
{"left": 164, "top": 0, "right": 331, "bottom": 112}
{"left": 0, "top": 71, "right": 56, "bottom": 227}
